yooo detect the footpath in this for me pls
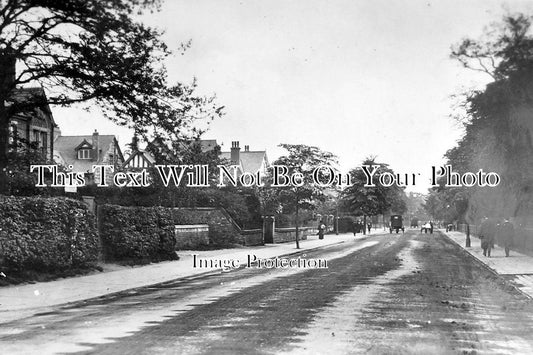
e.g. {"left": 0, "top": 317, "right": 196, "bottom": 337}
{"left": 0, "top": 231, "right": 378, "bottom": 323}
{"left": 444, "top": 230, "right": 533, "bottom": 299}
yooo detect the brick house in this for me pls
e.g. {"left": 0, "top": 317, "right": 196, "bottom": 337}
{"left": 123, "top": 139, "right": 219, "bottom": 169}
{"left": 8, "top": 87, "right": 57, "bottom": 160}
{"left": 220, "top": 141, "right": 269, "bottom": 176}
{"left": 53, "top": 129, "right": 124, "bottom": 184}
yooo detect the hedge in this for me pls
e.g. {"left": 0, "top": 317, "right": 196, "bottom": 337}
{"left": 0, "top": 196, "right": 99, "bottom": 272}
{"left": 99, "top": 205, "right": 176, "bottom": 262}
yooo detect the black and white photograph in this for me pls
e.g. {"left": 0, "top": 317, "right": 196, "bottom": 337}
{"left": 2, "top": 0, "right": 533, "bottom": 354}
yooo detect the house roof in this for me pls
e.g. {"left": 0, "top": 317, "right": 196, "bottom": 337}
{"left": 220, "top": 150, "right": 268, "bottom": 174}
{"left": 122, "top": 150, "right": 156, "bottom": 168}
{"left": 9, "top": 87, "right": 56, "bottom": 125}
{"left": 54, "top": 135, "right": 121, "bottom": 173}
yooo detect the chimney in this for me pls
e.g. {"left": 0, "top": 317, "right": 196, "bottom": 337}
{"left": 92, "top": 129, "right": 99, "bottom": 161}
{"left": 244, "top": 145, "right": 249, "bottom": 152}
{"left": 230, "top": 141, "right": 240, "bottom": 165}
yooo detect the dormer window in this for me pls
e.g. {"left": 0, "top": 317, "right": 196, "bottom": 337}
{"left": 75, "top": 139, "right": 93, "bottom": 160}
{"left": 78, "top": 149, "right": 91, "bottom": 159}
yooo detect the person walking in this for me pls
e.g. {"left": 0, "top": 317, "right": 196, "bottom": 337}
{"left": 367, "top": 222, "right": 372, "bottom": 234}
{"left": 479, "top": 217, "right": 496, "bottom": 257}
{"left": 318, "top": 221, "right": 325, "bottom": 240}
{"left": 354, "top": 220, "right": 362, "bottom": 235}
{"left": 500, "top": 218, "right": 515, "bottom": 257}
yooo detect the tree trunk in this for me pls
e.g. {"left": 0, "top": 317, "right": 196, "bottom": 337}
{"left": 363, "top": 215, "right": 367, "bottom": 235}
{"left": 0, "top": 101, "right": 9, "bottom": 195}
{"left": 0, "top": 53, "right": 16, "bottom": 196}
{"left": 295, "top": 204, "right": 300, "bottom": 249}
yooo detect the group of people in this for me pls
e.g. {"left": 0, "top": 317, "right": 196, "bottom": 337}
{"left": 478, "top": 217, "right": 515, "bottom": 257}
{"left": 352, "top": 221, "right": 372, "bottom": 235}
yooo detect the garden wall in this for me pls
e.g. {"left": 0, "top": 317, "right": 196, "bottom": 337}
{"left": 171, "top": 207, "right": 245, "bottom": 246}
{"left": 174, "top": 224, "right": 209, "bottom": 249}
{"left": 273, "top": 227, "right": 310, "bottom": 243}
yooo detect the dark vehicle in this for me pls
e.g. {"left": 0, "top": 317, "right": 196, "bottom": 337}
{"left": 390, "top": 215, "right": 404, "bottom": 234}
{"left": 410, "top": 217, "right": 419, "bottom": 228}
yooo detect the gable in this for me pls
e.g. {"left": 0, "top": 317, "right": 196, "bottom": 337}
{"left": 123, "top": 150, "right": 156, "bottom": 169}
{"left": 75, "top": 139, "right": 93, "bottom": 151}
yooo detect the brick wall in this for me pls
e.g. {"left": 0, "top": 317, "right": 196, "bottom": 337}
{"left": 171, "top": 208, "right": 245, "bottom": 246}
{"left": 175, "top": 224, "right": 209, "bottom": 249}
{"left": 241, "top": 229, "right": 263, "bottom": 246}
{"left": 273, "top": 227, "right": 310, "bottom": 243}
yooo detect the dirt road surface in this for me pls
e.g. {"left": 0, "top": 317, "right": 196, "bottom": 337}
{"left": 1, "top": 230, "right": 533, "bottom": 354}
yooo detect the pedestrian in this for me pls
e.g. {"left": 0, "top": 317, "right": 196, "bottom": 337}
{"left": 367, "top": 222, "right": 372, "bottom": 234}
{"left": 318, "top": 221, "right": 325, "bottom": 240}
{"left": 499, "top": 218, "right": 515, "bottom": 257}
{"left": 429, "top": 221, "right": 434, "bottom": 234}
{"left": 479, "top": 217, "right": 496, "bottom": 257}
{"left": 355, "top": 220, "right": 362, "bottom": 235}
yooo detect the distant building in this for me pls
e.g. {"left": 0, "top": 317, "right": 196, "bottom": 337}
{"left": 8, "top": 87, "right": 57, "bottom": 160}
{"left": 123, "top": 139, "right": 220, "bottom": 169}
{"left": 53, "top": 130, "right": 124, "bottom": 183}
{"left": 122, "top": 139, "right": 269, "bottom": 179}
{"left": 220, "top": 141, "right": 269, "bottom": 176}
{"left": 122, "top": 150, "right": 156, "bottom": 169}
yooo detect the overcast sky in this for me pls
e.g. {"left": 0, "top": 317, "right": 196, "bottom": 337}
{"left": 52, "top": 0, "right": 533, "bottom": 193}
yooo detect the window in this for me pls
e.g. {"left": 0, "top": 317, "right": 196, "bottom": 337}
{"left": 78, "top": 149, "right": 91, "bottom": 159}
{"left": 9, "top": 124, "right": 17, "bottom": 147}
{"left": 33, "top": 130, "right": 40, "bottom": 146}
{"left": 41, "top": 132, "right": 47, "bottom": 153}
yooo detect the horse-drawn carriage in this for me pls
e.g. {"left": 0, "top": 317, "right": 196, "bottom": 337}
{"left": 390, "top": 215, "right": 405, "bottom": 234}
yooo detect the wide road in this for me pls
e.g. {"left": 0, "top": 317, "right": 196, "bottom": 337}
{"left": 1, "top": 230, "right": 533, "bottom": 354}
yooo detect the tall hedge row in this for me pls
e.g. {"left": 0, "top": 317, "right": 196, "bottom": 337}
{"left": 0, "top": 196, "right": 99, "bottom": 271}
{"left": 99, "top": 205, "right": 176, "bottom": 262}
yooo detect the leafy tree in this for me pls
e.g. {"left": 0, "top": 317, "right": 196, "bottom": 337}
{"left": 435, "top": 14, "right": 533, "bottom": 224}
{"left": 0, "top": 0, "right": 223, "bottom": 193}
{"left": 269, "top": 144, "right": 338, "bottom": 248}
{"left": 404, "top": 192, "right": 430, "bottom": 222}
{"left": 340, "top": 157, "right": 407, "bottom": 231}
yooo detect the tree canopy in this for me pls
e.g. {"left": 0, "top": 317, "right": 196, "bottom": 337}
{"left": 340, "top": 157, "right": 407, "bottom": 217}
{"left": 268, "top": 144, "right": 338, "bottom": 248}
{"left": 0, "top": 0, "right": 223, "bottom": 193}
{"left": 428, "top": 14, "right": 533, "bottom": 224}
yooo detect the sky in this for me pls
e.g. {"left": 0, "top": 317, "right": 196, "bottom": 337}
{"left": 52, "top": 0, "right": 533, "bottom": 193}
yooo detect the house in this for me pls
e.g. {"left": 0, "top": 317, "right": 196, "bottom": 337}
{"left": 53, "top": 130, "right": 124, "bottom": 183}
{"left": 123, "top": 139, "right": 220, "bottom": 169}
{"left": 122, "top": 149, "right": 156, "bottom": 169}
{"left": 220, "top": 141, "right": 269, "bottom": 176}
{"left": 122, "top": 139, "right": 269, "bottom": 179}
{"left": 8, "top": 87, "right": 57, "bottom": 160}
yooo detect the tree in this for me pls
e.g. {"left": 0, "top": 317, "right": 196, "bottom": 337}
{"left": 0, "top": 0, "right": 223, "bottom": 193}
{"left": 269, "top": 144, "right": 338, "bottom": 248}
{"left": 439, "top": 14, "right": 533, "bottom": 224}
{"left": 340, "top": 157, "right": 407, "bottom": 231}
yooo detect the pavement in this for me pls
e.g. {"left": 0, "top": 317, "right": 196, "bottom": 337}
{"left": 0, "top": 230, "right": 379, "bottom": 322}
{"left": 443, "top": 229, "right": 533, "bottom": 299}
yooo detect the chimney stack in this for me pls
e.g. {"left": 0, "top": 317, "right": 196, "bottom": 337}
{"left": 230, "top": 141, "right": 240, "bottom": 165}
{"left": 92, "top": 129, "right": 99, "bottom": 161}
{"left": 244, "top": 145, "right": 249, "bottom": 152}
